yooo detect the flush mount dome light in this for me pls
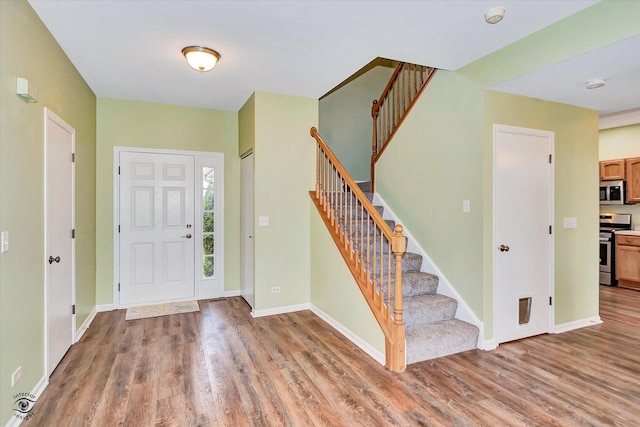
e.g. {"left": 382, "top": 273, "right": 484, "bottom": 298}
{"left": 485, "top": 7, "right": 506, "bottom": 24}
{"left": 586, "top": 78, "right": 606, "bottom": 90}
{"left": 182, "top": 46, "right": 220, "bottom": 72}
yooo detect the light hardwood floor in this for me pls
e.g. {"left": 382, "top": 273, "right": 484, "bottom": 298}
{"left": 25, "top": 286, "right": 640, "bottom": 426}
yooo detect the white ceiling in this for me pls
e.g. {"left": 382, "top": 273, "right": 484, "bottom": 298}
{"left": 27, "top": 0, "right": 637, "bottom": 114}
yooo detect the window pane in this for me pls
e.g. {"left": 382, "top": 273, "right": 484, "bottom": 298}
{"left": 203, "top": 212, "right": 214, "bottom": 233}
{"left": 203, "top": 256, "right": 214, "bottom": 278}
{"left": 203, "top": 234, "right": 214, "bottom": 255}
{"left": 203, "top": 167, "right": 214, "bottom": 184}
{"left": 203, "top": 189, "right": 214, "bottom": 210}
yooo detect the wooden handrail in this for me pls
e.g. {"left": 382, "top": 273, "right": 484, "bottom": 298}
{"left": 309, "top": 127, "right": 407, "bottom": 372}
{"left": 370, "top": 63, "right": 437, "bottom": 190}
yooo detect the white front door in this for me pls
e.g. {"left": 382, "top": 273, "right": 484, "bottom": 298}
{"left": 241, "top": 153, "right": 255, "bottom": 308}
{"left": 495, "top": 125, "right": 553, "bottom": 344}
{"left": 119, "top": 152, "right": 195, "bottom": 305}
{"left": 45, "top": 109, "right": 75, "bottom": 376}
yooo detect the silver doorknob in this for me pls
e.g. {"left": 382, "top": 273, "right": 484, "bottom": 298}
{"left": 499, "top": 244, "right": 510, "bottom": 252}
{"left": 49, "top": 256, "right": 61, "bottom": 264}
{"left": 181, "top": 234, "right": 192, "bottom": 239}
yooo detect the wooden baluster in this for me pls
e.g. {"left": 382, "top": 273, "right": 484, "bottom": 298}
{"left": 392, "top": 225, "right": 406, "bottom": 325}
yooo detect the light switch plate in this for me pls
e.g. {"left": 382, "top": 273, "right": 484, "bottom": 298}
{"left": 563, "top": 217, "right": 577, "bottom": 229}
{"left": 1, "top": 231, "right": 8, "bottom": 253}
{"left": 463, "top": 200, "right": 470, "bottom": 213}
{"left": 259, "top": 216, "right": 270, "bottom": 227}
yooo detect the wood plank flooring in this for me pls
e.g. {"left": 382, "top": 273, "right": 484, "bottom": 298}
{"left": 25, "top": 286, "right": 640, "bottom": 426}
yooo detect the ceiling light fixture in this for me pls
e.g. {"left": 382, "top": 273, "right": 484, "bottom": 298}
{"left": 182, "top": 46, "right": 220, "bottom": 72}
{"left": 484, "top": 7, "right": 506, "bottom": 24}
{"left": 586, "top": 78, "right": 606, "bottom": 90}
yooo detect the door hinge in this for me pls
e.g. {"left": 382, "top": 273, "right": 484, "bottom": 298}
{"left": 71, "top": 229, "right": 76, "bottom": 239}
{"left": 118, "top": 166, "right": 121, "bottom": 175}
{"left": 118, "top": 225, "right": 120, "bottom": 233}
{"left": 549, "top": 225, "right": 552, "bottom": 234}
{"left": 548, "top": 154, "right": 552, "bottom": 163}
{"left": 549, "top": 297, "right": 552, "bottom": 306}
{"left": 72, "top": 304, "right": 76, "bottom": 315}
{"left": 72, "top": 153, "right": 76, "bottom": 163}
{"left": 118, "top": 283, "right": 121, "bottom": 292}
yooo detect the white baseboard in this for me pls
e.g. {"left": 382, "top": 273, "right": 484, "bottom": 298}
{"left": 554, "top": 316, "right": 603, "bottom": 334}
{"left": 96, "top": 303, "right": 115, "bottom": 312}
{"left": 223, "top": 290, "right": 241, "bottom": 297}
{"left": 4, "top": 375, "right": 48, "bottom": 427}
{"left": 251, "top": 303, "right": 310, "bottom": 318}
{"left": 75, "top": 307, "right": 97, "bottom": 343}
{"left": 481, "top": 338, "right": 498, "bottom": 351}
{"left": 310, "top": 304, "right": 385, "bottom": 366}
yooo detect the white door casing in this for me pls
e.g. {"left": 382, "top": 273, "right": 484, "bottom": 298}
{"left": 494, "top": 124, "right": 554, "bottom": 344}
{"left": 44, "top": 108, "right": 75, "bottom": 376}
{"left": 241, "top": 153, "right": 255, "bottom": 308}
{"left": 119, "top": 152, "right": 195, "bottom": 305}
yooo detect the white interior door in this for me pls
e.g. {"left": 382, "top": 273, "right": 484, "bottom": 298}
{"left": 241, "top": 153, "right": 255, "bottom": 308}
{"left": 495, "top": 125, "right": 553, "bottom": 344}
{"left": 119, "top": 152, "right": 195, "bottom": 305}
{"left": 45, "top": 109, "right": 75, "bottom": 376}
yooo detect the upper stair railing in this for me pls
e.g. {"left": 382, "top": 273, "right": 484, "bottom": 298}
{"left": 309, "top": 127, "right": 407, "bottom": 372}
{"left": 371, "top": 63, "right": 436, "bottom": 190}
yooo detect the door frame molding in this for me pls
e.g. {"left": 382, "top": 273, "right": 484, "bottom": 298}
{"left": 492, "top": 124, "right": 555, "bottom": 345}
{"left": 113, "top": 147, "right": 225, "bottom": 308}
{"left": 43, "top": 108, "right": 76, "bottom": 377}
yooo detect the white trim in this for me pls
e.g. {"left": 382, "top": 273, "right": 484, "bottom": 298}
{"left": 310, "top": 304, "right": 386, "bottom": 366}
{"left": 251, "top": 303, "right": 310, "bottom": 318}
{"left": 599, "top": 107, "right": 640, "bottom": 130}
{"left": 112, "top": 147, "right": 225, "bottom": 308}
{"left": 373, "top": 192, "right": 483, "bottom": 347}
{"left": 43, "top": 108, "right": 76, "bottom": 379}
{"left": 196, "top": 154, "right": 225, "bottom": 300}
{"left": 481, "top": 338, "right": 498, "bottom": 351}
{"left": 554, "top": 316, "right": 603, "bottom": 334}
{"left": 4, "top": 375, "right": 48, "bottom": 427}
{"left": 96, "top": 303, "right": 115, "bottom": 312}
{"left": 492, "top": 124, "right": 555, "bottom": 345}
{"left": 74, "top": 307, "right": 97, "bottom": 343}
{"left": 223, "top": 290, "right": 242, "bottom": 297}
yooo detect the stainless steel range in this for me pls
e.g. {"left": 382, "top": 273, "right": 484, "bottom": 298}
{"left": 600, "top": 213, "right": 632, "bottom": 286}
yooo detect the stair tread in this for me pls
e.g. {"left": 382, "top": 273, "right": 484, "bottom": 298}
{"left": 406, "top": 319, "right": 479, "bottom": 364}
{"left": 403, "top": 294, "right": 458, "bottom": 327}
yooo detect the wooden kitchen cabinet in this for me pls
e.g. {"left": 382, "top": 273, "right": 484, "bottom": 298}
{"left": 616, "top": 234, "right": 640, "bottom": 290}
{"left": 625, "top": 157, "right": 640, "bottom": 204}
{"left": 600, "top": 159, "right": 625, "bottom": 181}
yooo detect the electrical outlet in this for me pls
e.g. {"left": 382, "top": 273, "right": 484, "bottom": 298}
{"left": 11, "top": 366, "right": 22, "bottom": 387}
{"left": 271, "top": 286, "right": 281, "bottom": 294}
{"left": 1, "top": 231, "right": 8, "bottom": 253}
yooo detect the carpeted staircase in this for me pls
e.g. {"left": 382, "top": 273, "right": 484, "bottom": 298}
{"left": 354, "top": 182, "right": 479, "bottom": 364}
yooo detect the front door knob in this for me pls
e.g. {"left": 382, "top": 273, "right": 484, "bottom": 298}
{"left": 499, "top": 244, "right": 510, "bottom": 252}
{"left": 48, "top": 256, "right": 61, "bottom": 264}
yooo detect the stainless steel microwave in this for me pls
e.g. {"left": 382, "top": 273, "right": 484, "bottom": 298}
{"left": 600, "top": 180, "right": 625, "bottom": 205}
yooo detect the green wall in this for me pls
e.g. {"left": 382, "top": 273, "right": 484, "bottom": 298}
{"left": 238, "top": 93, "right": 256, "bottom": 156}
{"left": 251, "top": 92, "right": 318, "bottom": 310}
{"left": 375, "top": 71, "right": 485, "bottom": 318}
{"left": 319, "top": 65, "right": 394, "bottom": 181}
{"left": 310, "top": 201, "right": 385, "bottom": 354}
{"left": 95, "top": 98, "right": 240, "bottom": 304}
{"left": 484, "top": 91, "right": 600, "bottom": 334}
{"left": 0, "top": 0, "right": 96, "bottom": 422}
{"left": 599, "top": 124, "right": 640, "bottom": 228}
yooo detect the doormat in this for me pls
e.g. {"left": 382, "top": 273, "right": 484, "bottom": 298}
{"left": 125, "top": 300, "right": 200, "bottom": 320}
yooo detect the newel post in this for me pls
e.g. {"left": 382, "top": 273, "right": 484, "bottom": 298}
{"left": 386, "top": 224, "right": 407, "bottom": 372}
{"left": 391, "top": 224, "right": 407, "bottom": 325}
{"left": 371, "top": 100, "right": 380, "bottom": 189}
{"left": 310, "top": 127, "right": 320, "bottom": 198}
